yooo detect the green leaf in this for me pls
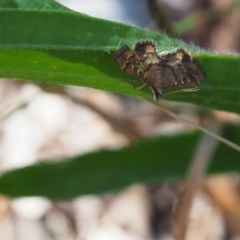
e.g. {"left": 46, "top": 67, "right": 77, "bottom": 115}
{"left": 0, "top": 0, "right": 68, "bottom": 9}
{"left": 0, "top": 125, "right": 239, "bottom": 200}
{"left": 0, "top": 1, "right": 240, "bottom": 114}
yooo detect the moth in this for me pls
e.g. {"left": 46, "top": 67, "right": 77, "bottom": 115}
{"left": 114, "top": 40, "right": 205, "bottom": 100}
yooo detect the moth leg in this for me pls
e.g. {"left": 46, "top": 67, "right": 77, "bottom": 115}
{"left": 135, "top": 83, "right": 147, "bottom": 90}
{"left": 136, "top": 83, "right": 162, "bottom": 101}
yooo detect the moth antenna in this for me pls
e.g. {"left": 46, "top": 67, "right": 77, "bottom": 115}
{"left": 181, "top": 86, "right": 200, "bottom": 92}
{"left": 164, "top": 87, "right": 200, "bottom": 97}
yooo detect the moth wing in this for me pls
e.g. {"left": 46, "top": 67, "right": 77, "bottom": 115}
{"left": 161, "top": 49, "right": 206, "bottom": 88}
{"left": 134, "top": 40, "right": 163, "bottom": 99}
{"left": 114, "top": 45, "right": 145, "bottom": 81}
{"left": 156, "top": 51, "right": 175, "bottom": 89}
{"left": 134, "top": 40, "right": 159, "bottom": 69}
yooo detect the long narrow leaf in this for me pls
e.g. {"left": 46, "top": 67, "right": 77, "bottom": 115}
{"left": 0, "top": 126, "right": 239, "bottom": 200}
{"left": 0, "top": 2, "right": 240, "bottom": 114}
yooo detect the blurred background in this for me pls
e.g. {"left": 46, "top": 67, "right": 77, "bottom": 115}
{"left": 0, "top": 0, "right": 240, "bottom": 239}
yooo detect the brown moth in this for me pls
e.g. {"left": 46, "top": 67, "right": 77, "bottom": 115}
{"left": 114, "top": 40, "right": 206, "bottom": 100}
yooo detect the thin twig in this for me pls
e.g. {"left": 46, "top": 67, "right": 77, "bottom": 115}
{"left": 142, "top": 97, "right": 240, "bottom": 153}
{"left": 173, "top": 124, "right": 220, "bottom": 240}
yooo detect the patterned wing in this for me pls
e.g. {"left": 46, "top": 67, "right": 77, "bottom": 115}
{"left": 134, "top": 40, "right": 163, "bottom": 100}
{"left": 114, "top": 45, "right": 145, "bottom": 81}
{"left": 161, "top": 49, "right": 206, "bottom": 89}
{"left": 114, "top": 42, "right": 206, "bottom": 100}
